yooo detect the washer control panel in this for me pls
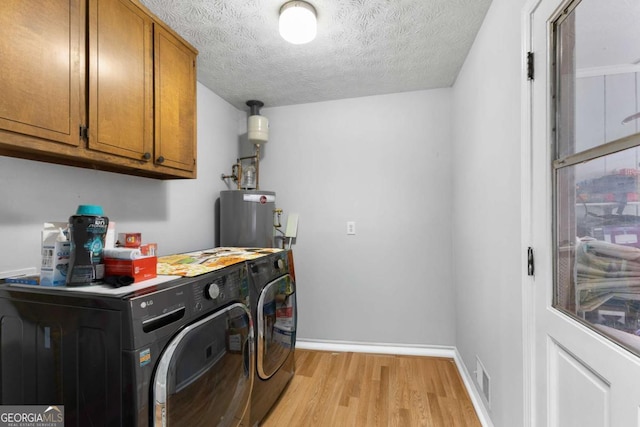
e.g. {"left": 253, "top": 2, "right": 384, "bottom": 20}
{"left": 249, "top": 251, "right": 289, "bottom": 284}
{"left": 190, "top": 263, "right": 249, "bottom": 313}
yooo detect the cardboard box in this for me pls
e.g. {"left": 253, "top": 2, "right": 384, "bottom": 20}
{"left": 603, "top": 226, "right": 640, "bottom": 248}
{"left": 140, "top": 243, "right": 158, "bottom": 256}
{"left": 105, "top": 221, "right": 116, "bottom": 249}
{"left": 104, "top": 256, "right": 157, "bottom": 282}
{"left": 117, "top": 232, "right": 142, "bottom": 248}
{"left": 4, "top": 275, "right": 40, "bottom": 285}
{"left": 41, "top": 222, "right": 71, "bottom": 287}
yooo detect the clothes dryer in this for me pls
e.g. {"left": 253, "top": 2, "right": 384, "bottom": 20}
{"left": 246, "top": 250, "right": 297, "bottom": 426}
{"left": 0, "top": 262, "right": 254, "bottom": 426}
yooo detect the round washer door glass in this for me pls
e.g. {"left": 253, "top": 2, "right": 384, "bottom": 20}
{"left": 257, "top": 274, "right": 296, "bottom": 379}
{"left": 153, "top": 303, "right": 253, "bottom": 426}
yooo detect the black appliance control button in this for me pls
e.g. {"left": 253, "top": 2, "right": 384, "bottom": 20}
{"left": 205, "top": 283, "right": 221, "bottom": 300}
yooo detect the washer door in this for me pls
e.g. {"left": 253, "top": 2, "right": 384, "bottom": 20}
{"left": 153, "top": 303, "right": 253, "bottom": 427}
{"left": 257, "top": 274, "right": 296, "bottom": 379}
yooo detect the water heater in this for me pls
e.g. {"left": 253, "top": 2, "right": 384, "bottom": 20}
{"left": 220, "top": 190, "right": 275, "bottom": 248}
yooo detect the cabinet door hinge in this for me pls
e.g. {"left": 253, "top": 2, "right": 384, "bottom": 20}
{"left": 526, "top": 51, "right": 534, "bottom": 81}
{"left": 79, "top": 125, "right": 88, "bottom": 140}
{"left": 527, "top": 247, "right": 535, "bottom": 276}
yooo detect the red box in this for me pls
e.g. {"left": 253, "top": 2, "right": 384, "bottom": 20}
{"left": 117, "top": 233, "right": 142, "bottom": 248}
{"left": 140, "top": 243, "right": 158, "bottom": 256}
{"left": 105, "top": 256, "right": 157, "bottom": 282}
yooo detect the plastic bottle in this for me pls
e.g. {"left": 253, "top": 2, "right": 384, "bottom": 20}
{"left": 66, "top": 205, "right": 109, "bottom": 286}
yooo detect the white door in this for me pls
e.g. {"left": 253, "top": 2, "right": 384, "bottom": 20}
{"left": 527, "top": 0, "right": 640, "bottom": 425}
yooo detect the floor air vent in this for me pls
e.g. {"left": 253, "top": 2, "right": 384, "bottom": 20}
{"left": 475, "top": 356, "right": 491, "bottom": 408}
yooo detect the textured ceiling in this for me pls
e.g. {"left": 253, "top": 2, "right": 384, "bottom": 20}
{"left": 139, "top": 0, "right": 492, "bottom": 110}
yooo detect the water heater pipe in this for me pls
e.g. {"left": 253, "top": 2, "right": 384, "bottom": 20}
{"left": 221, "top": 100, "right": 267, "bottom": 190}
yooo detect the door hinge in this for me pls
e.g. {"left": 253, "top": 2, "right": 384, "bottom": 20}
{"left": 527, "top": 247, "right": 535, "bottom": 276}
{"left": 79, "top": 125, "right": 88, "bottom": 140}
{"left": 526, "top": 51, "right": 534, "bottom": 81}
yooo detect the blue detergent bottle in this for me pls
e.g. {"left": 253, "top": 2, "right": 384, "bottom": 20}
{"left": 66, "top": 205, "right": 109, "bottom": 286}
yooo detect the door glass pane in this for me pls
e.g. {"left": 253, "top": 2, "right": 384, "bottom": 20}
{"left": 158, "top": 305, "right": 252, "bottom": 427}
{"left": 257, "top": 275, "right": 296, "bottom": 379}
{"left": 556, "top": 0, "right": 640, "bottom": 158}
{"left": 554, "top": 0, "right": 640, "bottom": 356}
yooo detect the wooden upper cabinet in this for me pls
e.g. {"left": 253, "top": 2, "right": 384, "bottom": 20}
{"left": 0, "top": 0, "right": 197, "bottom": 179}
{"left": 154, "top": 25, "right": 197, "bottom": 174}
{"left": 88, "top": 0, "right": 154, "bottom": 162}
{"left": 0, "top": 0, "right": 81, "bottom": 148}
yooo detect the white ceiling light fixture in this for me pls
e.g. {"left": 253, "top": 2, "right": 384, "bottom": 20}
{"left": 279, "top": 1, "right": 317, "bottom": 45}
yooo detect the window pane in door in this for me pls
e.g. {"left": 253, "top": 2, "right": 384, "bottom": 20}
{"left": 556, "top": 153, "right": 640, "bottom": 355}
{"left": 556, "top": 0, "right": 640, "bottom": 158}
{"left": 553, "top": 0, "right": 640, "bottom": 356}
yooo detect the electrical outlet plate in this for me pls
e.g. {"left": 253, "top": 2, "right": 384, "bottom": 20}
{"left": 285, "top": 213, "right": 299, "bottom": 238}
{"left": 347, "top": 221, "right": 356, "bottom": 235}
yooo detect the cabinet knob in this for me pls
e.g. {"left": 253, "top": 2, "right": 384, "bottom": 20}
{"left": 157, "top": 156, "right": 165, "bottom": 164}
{"left": 142, "top": 152, "right": 151, "bottom": 160}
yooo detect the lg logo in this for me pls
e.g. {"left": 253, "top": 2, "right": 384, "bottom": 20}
{"left": 140, "top": 300, "right": 154, "bottom": 308}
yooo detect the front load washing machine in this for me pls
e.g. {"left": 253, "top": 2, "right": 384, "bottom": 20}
{"left": 246, "top": 250, "right": 297, "bottom": 426}
{"left": 0, "top": 262, "right": 254, "bottom": 426}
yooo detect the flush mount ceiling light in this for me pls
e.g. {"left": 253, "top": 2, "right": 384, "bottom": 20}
{"left": 279, "top": 1, "right": 317, "bottom": 45}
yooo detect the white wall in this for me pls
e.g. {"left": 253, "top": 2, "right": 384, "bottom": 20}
{"left": 451, "top": 0, "right": 526, "bottom": 425}
{"left": 259, "top": 89, "right": 455, "bottom": 346}
{"left": 0, "top": 6, "right": 530, "bottom": 423}
{"left": 0, "top": 83, "right": 239, "bottom": 274}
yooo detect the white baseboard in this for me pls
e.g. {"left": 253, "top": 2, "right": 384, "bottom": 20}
{"left": 296, "top": 338, "right": 456, "bottom": 357}
{"left": 295, "top": 339, "right": 493, "bottom": 427}
{"left": 452, "top": 348, "right": 494, "bottom": 427}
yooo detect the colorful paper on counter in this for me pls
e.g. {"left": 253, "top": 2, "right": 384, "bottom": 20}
{"left": 157, "top": 247, "right": 282, "bottom": 277}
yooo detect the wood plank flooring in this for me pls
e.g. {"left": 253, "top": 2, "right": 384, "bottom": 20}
{"left": 260, "top": 349, "right": 481, "bottom": 427}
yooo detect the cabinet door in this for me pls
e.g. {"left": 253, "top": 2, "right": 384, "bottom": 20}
{"left": 88, "top": 0, "right": 153, "bottom": 162}
{"left": 154, "top": 25, "right": 197, "bottom": 174}
{"left": 0, "top": 0, "right": 81, "bottom": 147}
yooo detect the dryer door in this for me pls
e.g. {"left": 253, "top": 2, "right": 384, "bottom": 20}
{"left": 153, "top": 303, "right": 253, "bottom": 427}
{"left": 257, "top": 274, "right": 296, "bottom": 379}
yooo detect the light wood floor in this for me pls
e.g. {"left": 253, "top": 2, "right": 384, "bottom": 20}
{"left": 260, "top": 349, "right": 481, "bottom": 427}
